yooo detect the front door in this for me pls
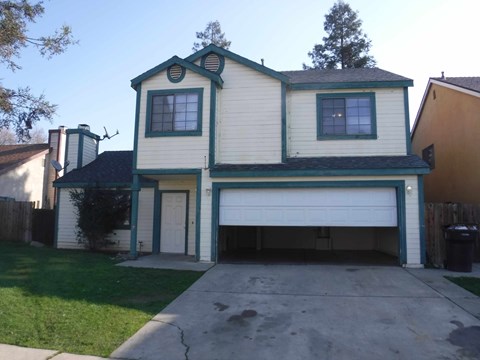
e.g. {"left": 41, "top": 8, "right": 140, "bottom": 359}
{"left": 160, "top": 192, "right": 187, "bottom": 253}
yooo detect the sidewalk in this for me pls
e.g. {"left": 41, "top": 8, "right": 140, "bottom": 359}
{"left": 0, "top": 344, "right": 109, "bottom": 360}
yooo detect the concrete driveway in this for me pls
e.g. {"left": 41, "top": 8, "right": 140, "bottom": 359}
{"left": 112, "top": 264, "right": 480, "bottom": 360}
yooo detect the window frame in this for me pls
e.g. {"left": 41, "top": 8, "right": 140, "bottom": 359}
{"left": 145, "top": 88, "right": 203, "bottom": 137}
{"left": 316, "top": 92, "right": 377, "bottom": 140}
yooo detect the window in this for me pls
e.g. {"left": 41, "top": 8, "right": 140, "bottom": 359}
{"left": 317, "top": 93, "right": 377, "bottom": 140}
{"left": 146, "top": 88, "right": 203, "bottom": 137}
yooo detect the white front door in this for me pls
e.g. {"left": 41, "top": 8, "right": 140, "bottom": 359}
{"left": 160, "top": 193, "right": 187, "bottom": 253}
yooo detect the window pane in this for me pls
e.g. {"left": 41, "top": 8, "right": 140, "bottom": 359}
{"left": 323, "top": 125, "right": 334, "bottom": 134}
{"left": 152, "top": 96, "right": 163, "bottom": 105}
{"left": 323, "top": 118, "right": 334, "bottom": 126}
{"left": 333, "top": 99, "right": 345, "bottom": 107}
{"left": 162, "top": 121, "right": 173, "bottom": 131}
{"left": 334, "top": 124, "right": 346, "bottom": 134}
{"left": 347, "top": 124, "right": 359, "bottom": 134}
{"left": 346, "top": 107, "right": 358, "bottom": 117}
{"left": 359, "top": 124, "right": 371, "bottom": 134}
{"left": 176, "top": 94, "right": 187, "bottom": 103}
{"left": 187, "top": 94, "right": 198, "bottom": 102}
{"left": 323, "top": 99, "right": 334, "bottom": 108}
{"left": 152, "top": 104, "right": 162, "bottom": 114}
{"left": 359, "top": 107, "right": 370, "bottom": 116}
{"left": 346, "top": 98, "right": 359, "bottom": 108}
{"left": 175, "top": 112, "right": 186, "bottom": 121}
{"left": 359, "top": 116, "right": 371, "bottom": 125}
{"left": 150, "top": 92, "right": 199, "bottom": 133}
{"left": 176, "top": 103, "right": 187, "bottom": 112}
{"left": 346, "top": 116, "right": 359, "bottom": 125}
{"left": 357, "top": 98, "right": 370, "bottom": 107}
{"left": 186, "top": 112, "right": 197, "bottom": 121}
{"left": 186, "top": 102, "right": 197, "bottom": 112}
{"left": 185, "top": 121, "right": 197, "bottom": 131}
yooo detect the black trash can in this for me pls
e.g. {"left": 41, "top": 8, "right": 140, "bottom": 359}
{"left": 444, "top": 224, "right": 478, "bottom": 272}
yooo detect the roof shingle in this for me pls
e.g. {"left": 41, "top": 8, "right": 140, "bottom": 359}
{"left": 433, "top": 77, "right": 480, "bottom": 93}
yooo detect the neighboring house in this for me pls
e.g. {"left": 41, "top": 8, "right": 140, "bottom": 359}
{"left": 411, "top": 76, "right": 480, "bottom": 203}
{"left": 54, "top": 45, "right": 429, "bottom": 266}
{"left": 0, "top": 127, "right": 66, "bottom": 209}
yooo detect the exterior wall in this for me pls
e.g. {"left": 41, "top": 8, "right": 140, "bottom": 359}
{"left": 56, "top": 188, "right": 154, "bottom": 252}
{"left": 81, "top": 134, "right": 98, "bottom": 168}
{"left": 65, "top": 134, "right": 79, "bottom": 173}
{"left": 216, "top": 58, "right": 282, "bottom": 164}
{"left": 288, "top": 88, "right": 407, "bottom": 157}
{"left": 157, "top": 177, "right": 197, "bottom": 256}
{"left": 199, "top": 174, "right": 421, "bottom": 265}
{"left": 136, "top": 70, "right": 211, "bottom": 169}
{"left": 412, "top": 84, "right": 480, "bottom": 203}
{"left": 0, "top": 155, "right": 47, "bottom": 207}
{"left": 44, "top": 129, "right": 67, "bottom": 209}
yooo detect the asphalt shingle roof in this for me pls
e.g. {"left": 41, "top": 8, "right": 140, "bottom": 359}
{"left": 54, "top": 151, "right": 142, "bottom": 186}
{"left": 433, "top": 77, "right": 480, "bottom": 93}
{"left": 281, "top": 68, "right": 412, "bottom": 84}
{"left": 212, "top": 155, "right": 429, "bottom": 172}
{"left": 0, "top": 144, "right": 49, "bottom": 175}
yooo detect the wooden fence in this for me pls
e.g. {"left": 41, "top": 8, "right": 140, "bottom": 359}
{"left": 0, "top": 201, "right": 34, "bottom": 242}
{"left": 424, "top": 203, "right": 480, "bottom": 267}
{"left": 0, "top": 201, "right": 55, "bottom": 245}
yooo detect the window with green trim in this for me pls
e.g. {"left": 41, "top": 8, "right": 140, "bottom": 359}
{"left": 146, "top": 88, "right": 203, "bottom": 136}
{"left": 317, "top": 93, "right": 377, "bottom": 140}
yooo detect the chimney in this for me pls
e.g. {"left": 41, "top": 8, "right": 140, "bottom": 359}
{"left": 64, "top": 124, "right": 100, "bottom": 173}
{"left": 44, "top": 126, "right": 67, "bottom": 208}
{"left": 441, "top": 71, "right": 445, "bottom": 79}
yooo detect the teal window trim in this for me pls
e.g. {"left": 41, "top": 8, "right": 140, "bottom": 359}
{"left": 209, "top": 81, "right": 216, "bottom": 167}
{"left": 77, "top": 133, "right": 84, "bottom": 168}
{"left": 167, "top": 64, "right": 186, "bottom": 83}
{"left": 403, "top": 87, "right": 412, "bottom": 154}
{"left": 281, "top": 82, "right": 287, "bottom": 162}
{"left": 53, "top": 189, "right": 61, "bottom": 248}
{"left": 145, "top": 88, "right": 204, "bottom": 137}
{"left": 133, "top": 83, "right": 141, "bottom": 170}
{"left": 152, "top": 186, "right": 161, "bottom": 254}
{"left": 210, "top": 180, "right": 407, "bottom": 264}
{"left": 418, "top": 176, "right": 426, "bottom": 264}
{"left": 316, "top": 92, "right": 377, "bottom": 141}
{"left": 195, "top": 173, "right": 202, "bottom": 261}
{"left": 200, "top": 53, "right": 225, "bottom": 75}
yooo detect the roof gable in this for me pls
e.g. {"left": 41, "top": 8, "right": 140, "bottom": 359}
{"left": 185, "top": 44, "right": 290, "bottom": 83}
{"left": 131, "top": 55, "right": 224, "bottom": 90}
{"left": 0, "top": 144, "right": 49, "bottom": 176}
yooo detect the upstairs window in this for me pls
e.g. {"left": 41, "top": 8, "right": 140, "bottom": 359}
{"left": 317, "top": 93, "right": 377, "bottom": 140}
{"left": 146, "top": 88, "right": 203, "bottom": 137}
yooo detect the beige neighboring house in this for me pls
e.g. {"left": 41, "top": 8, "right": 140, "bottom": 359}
{"left": 411, "top": 76, "right": 480, "bottom": 203}
{"left": 0, "top": 127, "right": 67, "bottom": 208}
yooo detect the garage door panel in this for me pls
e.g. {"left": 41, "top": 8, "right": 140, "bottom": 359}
{"left": 219, "top": 188, "right": 397, "bottom": 227}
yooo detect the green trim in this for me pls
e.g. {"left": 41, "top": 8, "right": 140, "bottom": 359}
{"left": 167, "top": 64, "right": 186, "bottom": 83}
{"left": 152, "top": 186, "right": 160, "bottom": 254}
{"left": 209, "top": 81, "right": 216, "bottom": 167}
{"left": 145, "top": 88, "right": 204, "bottom": 137}
{"left": 418, "top": 176, "right": 426, "bottom": 264}
{"left": 53, "top": 188, "right": 60, "bottom": 248}
{"left": 131, "top": 55, "right": 223, "bottom": 89}
{"left": 403, "top": 87, "right": 412, "bottom": 154}
{"left": 290, "top": 80, "right": 413, "bottom": 90}
{"left": 200, "top": 53, "right": 225, "bottom": 75}
{"left": 211, "top": 180, "right": 407, "bottom": 264}
{"left": 77, "top": 133, "right": 84, "bottom": 168}
{"left": 129, "top": 175, "right": 140, "bottom": 258}
{"left": 195, "top": 173, "right": 202, "bottom": 261}
{"left": 158, "top": 191, "right": 189, "bottom": 255}
{"left": 281, "top": 82, "right": 287, "bottom": 162}
{"left": 186, "top": 44, "right": 289, "bottom": 83}
{"left": 316, "top": 92, "right": 377, "bottom": 141}
{"left": 65, "top": 128, "right": 101, "bottom": 140}
{"left": 210, "top": 167, "right": 430, "bottom": 178}
{"left": 133, "top": 168, "right": 202, "bottom": 175}
{"left": 133, "top": 83, "right": 141, "bottom": 170}
{"left": 64, "top": 131, "right": 70, "bottom": 172}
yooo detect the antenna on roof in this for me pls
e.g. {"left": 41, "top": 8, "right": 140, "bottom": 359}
{"left": 261, "top": 58, "right": 264, "bottom": 66}
{"left": 441, "top": 71, "right": 445, "bottom": 79}
{"left": 51, "top": 159, "right": 70, "bottom": 172}
{"left": 99, "top": 126, "right": 119, "bottom": 141}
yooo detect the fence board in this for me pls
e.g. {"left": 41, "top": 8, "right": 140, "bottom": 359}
{"left": 0, "top": 201, "right": 34, "bottom": 242}
{"left": 425, "top": 203, "right": 480, "bottom": 267}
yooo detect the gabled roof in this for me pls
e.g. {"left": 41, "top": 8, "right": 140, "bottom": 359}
{"left": 131, "top": 55, "right": 224, "bottom": 90}
{"left": 185, "top": 44, "right": 290, "bottom": 83}
{"left": 53, "top": 151, "right": 154, "bottom": 188}
{"left": 411, "top": 76, "right": 480, "bottom": 139}
{"left": 0, "top": 144, "right": 49, "bottom": 176}
{"left": 282, "top": 68, "right": 413, "bottom": 89}
{"left": 211, "top": 155, "right": 429, "bottom": 177}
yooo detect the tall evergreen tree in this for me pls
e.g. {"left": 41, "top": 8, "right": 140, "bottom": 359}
{"left": 306, "top": 1, "right": 375, "bottom": 69}
{"left": 192, "top": 20, "right": 231, "bottom": 52}
{"left": 0, "top": 0, "right": 76, "bottom": 142}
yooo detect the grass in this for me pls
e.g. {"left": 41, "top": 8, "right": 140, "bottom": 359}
{"left": 445, "top": 276, "right": 480, "bottom": 296}
{"left": 0, "top": 242, "right": 204, "bottom": 357}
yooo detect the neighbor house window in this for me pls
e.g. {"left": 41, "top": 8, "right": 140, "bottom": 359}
{"left": 146, "top": 88, "right": 203, "bottom": 137}
{"left": 317, "top": 93, "right": 377, "bottom": 140}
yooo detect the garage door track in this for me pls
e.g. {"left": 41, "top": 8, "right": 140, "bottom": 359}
{"left": 112, "top": 264, "right": 480, "bottom": 360}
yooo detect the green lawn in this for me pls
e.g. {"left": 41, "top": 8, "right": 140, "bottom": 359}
{"left": 445, "top": 276, "right": 480, "bottom": 296}
{"left": 0, "top": 242, "right": 203, "bottom": 357}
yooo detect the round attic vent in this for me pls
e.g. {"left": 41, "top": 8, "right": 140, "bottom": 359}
{"left": 167, "top": 64, "right": 185, "bottom": 83}
{"left": 201, "top": 53, "right": 224, "bottom": 74}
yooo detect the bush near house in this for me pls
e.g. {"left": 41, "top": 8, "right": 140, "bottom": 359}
{"left": 0, "top": 242, "right": 203, "bottom": 357}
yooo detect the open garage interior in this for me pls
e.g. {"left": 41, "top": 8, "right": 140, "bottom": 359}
{"left": 217, "top": 187, "right": 400, "bottom": 265}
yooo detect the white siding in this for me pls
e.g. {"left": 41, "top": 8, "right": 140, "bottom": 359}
{"left": 0, "top": 155, "right": 46, "bottom": 207}
{"left": 56, "top": 188, "right": 154, "bottom": 252}
{"left": 137, "top": 70, "right": 211, "bottom": 169}
{"left": 65, "top": 134, "right": 79, "bottom": 172}
{"left": 288, "top": 88, "right": 407, "bottom": 157}
{"left": 197, "top": 174, "right": 421, "bottom": 265}
{"left": 82, "top": 135, "right": 97, "bottom": 167}
{"left": 158, "top": 178, "right": 197, "bottom": 256}
{"left": 217, "top": 58, "right": 282, "bottom": 164}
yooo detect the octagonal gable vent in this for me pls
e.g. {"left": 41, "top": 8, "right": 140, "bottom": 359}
{"left": 204, "top": 53, "right": 221, "bottom": 73}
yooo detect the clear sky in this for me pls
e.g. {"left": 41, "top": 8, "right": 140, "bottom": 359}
{"left": 3, "top": 0, "right": 478, "bottom": 152}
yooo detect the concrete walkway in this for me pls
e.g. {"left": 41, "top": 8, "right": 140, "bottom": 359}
{"left": 117, "top": 253, "right": 214, "bottom": 272}
{"left": 3, "top": 264, "right": 479, "bottom": 360}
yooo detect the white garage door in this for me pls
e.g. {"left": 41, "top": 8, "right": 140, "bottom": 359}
{"left": 219, "top": 188, "right": 397, "bottom": 227}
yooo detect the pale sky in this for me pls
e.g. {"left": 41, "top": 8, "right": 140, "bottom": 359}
{"left": 3, "top": 0, "right": 478, "bottom": 152}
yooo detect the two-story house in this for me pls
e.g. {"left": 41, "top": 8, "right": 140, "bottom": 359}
{"left": 54, "top": 45, "right": 429, "bottom": 267}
